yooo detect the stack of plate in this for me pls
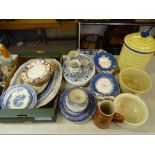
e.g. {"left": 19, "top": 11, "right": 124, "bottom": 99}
{"left": 8, "top": 58, "right": 62, "bottom": 108}
{"left": 59, "top": 87, "right": 96, "bottom": 123}
{"left": 21, "top": 59, "right": 55, "bottom": 86}
{"left": 0, "top": 85, "right": 37, "bottom": 109}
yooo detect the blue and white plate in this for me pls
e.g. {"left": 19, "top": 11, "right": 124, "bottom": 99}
{"left": 9, "top": 58, "right": 55, "bottom": 102}
{"left": 63, "top": 53, "right": 95, "bottom": 86}
{"left": 94, "top": 50, "right": 117, "bottom": 73}
{"left": 0, "top": 85, "right": 37, "bottom": 109}
{"left": 59, "top": 88, "right": 97, "bottom": 123}
{"left": 90, "top": 73, "right": 120, "bottom": 99}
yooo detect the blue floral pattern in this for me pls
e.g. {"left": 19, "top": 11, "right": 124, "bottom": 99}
{"left": 63, "top": 53, "right": 95, "bottom": 86}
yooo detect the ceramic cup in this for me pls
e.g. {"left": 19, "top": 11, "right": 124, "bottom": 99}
{"left": 81, "top": 58, "right": 90, "bottom": 70}
{"left": 68, "top": 50, "right": 80, "bottom": 60}
{"left": 119, "top": 67, "right": 152, "bottom": 95}
{"left": 69, "top": 59, "right": 81, "bottom": 75}
{"left": 93, "top": 98, "right": 124, "bottom": 129}
{"left": 68, "top": 88, "right": 88, "bottom": 106}
{"left": 114, "top": 93, "right": 149, "bottom": 128}
{"left": 66, "top": 88, "right": 88, "bottom": 113}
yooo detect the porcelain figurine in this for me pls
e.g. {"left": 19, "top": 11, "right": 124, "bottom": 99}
{"left": 0, "top": 44, "right": 14, "bottom": 77}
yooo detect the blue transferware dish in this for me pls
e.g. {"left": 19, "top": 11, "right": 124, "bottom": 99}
{"left": 63, "top": 53, "right": 95, "bottom": 86}
{"left": 0, "top": 85, "right": 37, "bottom": 109}
{"left": 94, "top": 50, "right": 117, "bottom": 73}
{"left": 90, "top": 73, "right": 119, "bottom": 99}
{"left": 59, "top": 88, "right": 97, "bottom": 123}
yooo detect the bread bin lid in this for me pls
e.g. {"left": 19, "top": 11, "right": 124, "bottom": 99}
{"left": 125, "top": 32, "right": 155, "bottom": 53}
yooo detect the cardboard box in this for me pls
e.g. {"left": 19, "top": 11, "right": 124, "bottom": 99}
{"left": 0, "top": 51, "right": 62, "bottom": 123}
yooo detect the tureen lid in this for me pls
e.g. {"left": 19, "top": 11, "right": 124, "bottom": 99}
{"left": 125, "top": 32, "right": 155, "bottom": 53}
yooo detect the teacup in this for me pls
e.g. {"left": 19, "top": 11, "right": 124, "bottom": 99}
{"left": 68, "top": 50, "right": 80, "bottom": 60}
{"left": 114, "top": 93, "right": 149, "bottom": 128}
{"left": 69, "top": 59, "right": 81, "bottom": 76}
{"left": 119, "top": 67, "right": 152, "bottom": 95}
{"left": 66, "top": 88, "right": 88, "bottom": 113}
{"left": 93, "top": 98, "right": 124, "bottom": 129}
{"left": 68, "top": 88, "right": 88, "bottom": 106}
{"left": 81, "top": 58, "right": 90, "bottom": 70}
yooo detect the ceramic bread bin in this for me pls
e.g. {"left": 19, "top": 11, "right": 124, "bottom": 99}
{"left": 118, "top": 31, "right": 155, "bottom": 70}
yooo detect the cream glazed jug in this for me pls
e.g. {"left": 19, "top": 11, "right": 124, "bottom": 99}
{"left": 118, "top": 31, "right": 155, "bottom": 70}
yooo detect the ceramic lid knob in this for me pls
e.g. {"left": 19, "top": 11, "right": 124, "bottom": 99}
{"left": 141, "top": 31, "right": 149, "bottom": 37}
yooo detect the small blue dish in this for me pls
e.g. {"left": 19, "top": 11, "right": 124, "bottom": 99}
{"left": 59, "top": 88, "right": 97, "bottom": 123}
{"left": 90, "top": 73, "right": 119, "bottom": 99}
{"left": 94, "top": 50, "right": 117, "bottom": 73}
{"left": 0, "top": 85, "right": 37, "bottom": 109}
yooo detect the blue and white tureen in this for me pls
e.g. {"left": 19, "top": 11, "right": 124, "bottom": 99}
{"left": 0, "top": 85, "right": 37, "bottom": 109}
{"left": 94, "top": 50, "right": 117, "bottom": 73}
{"left": 59, "top": 87, "right": 96, "bottom": 123}
{"left": 90, "top": 73, "right": 120, "bottom": 100}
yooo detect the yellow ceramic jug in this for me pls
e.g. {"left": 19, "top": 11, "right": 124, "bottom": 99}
{"left": 118, "top": 31, "right": 155, "bottom": 70}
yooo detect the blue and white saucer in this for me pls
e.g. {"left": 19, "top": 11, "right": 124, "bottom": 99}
{"left": 0, "top": 85, "right": 37, "bottom": 109}
{"left": 59, "top": 88, "right": 97, "bottom": 123}
{"left": 94, "top": 50, "right": 117, "bottom": 73}
{"left": 90, "top": 73, "right": 120, "bottom": 99}
{"left": 63, "top": 53, "right": 95, "bottom": 86}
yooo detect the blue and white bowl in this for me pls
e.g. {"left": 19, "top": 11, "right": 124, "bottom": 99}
{"left": 0, "top": 85, "right": 37, "bottom": 109}
{"left": 59, "top": 88, "right": 97, "bottom": 123}
{"left": 90, "top": 73, "right": 120, "bottom": 99}
{"left": 94, "top": 50, "right": 117, "bottom": 73}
